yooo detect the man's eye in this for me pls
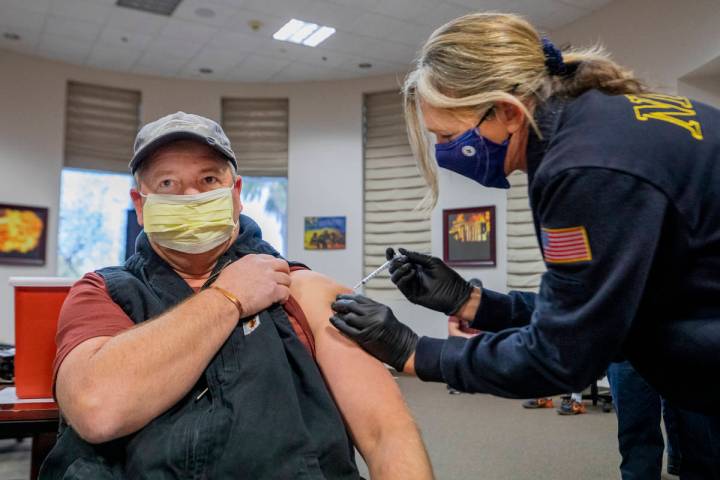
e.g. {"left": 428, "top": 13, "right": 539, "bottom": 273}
{"left": 203, "top": 176, "right": 219, "bottom": 184}
{"left": 157, "top": 179, "right": 175, "bottom": 190}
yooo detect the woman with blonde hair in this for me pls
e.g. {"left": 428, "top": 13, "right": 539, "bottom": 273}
{"left": 332, "top": 12, "right": 720, "bottom": 479}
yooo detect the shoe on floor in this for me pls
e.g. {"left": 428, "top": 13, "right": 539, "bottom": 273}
{"left": 557, "top": 398, "right": 587, "bottom": 415}
{"left": 522, "top": 398, "right": 554, "bottom": 409}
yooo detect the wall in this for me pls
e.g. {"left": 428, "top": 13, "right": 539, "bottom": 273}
{"left": 678, "top": 52, "right": 720, "bottom": 108}
{"left": 679, "top": 77, "right": 720, "bottom": 108}
{"left": 0, "top": 52, "right": 65, "bottom": 345}
{"left": 550, "top": 0, "right": 720, "bottom": 94}
{"left": 0, "top": 49, "right": 508, "bottom": 343}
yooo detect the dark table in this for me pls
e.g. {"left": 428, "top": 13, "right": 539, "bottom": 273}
{"left": 0, "top": 386, "right": 58, "bottom": 480}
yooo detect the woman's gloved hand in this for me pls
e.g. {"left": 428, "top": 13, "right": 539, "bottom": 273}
{"left": 330, "top": 294, "right": 418, "bottom": 372}
{"left": 386, "top": 247, "right": 474, "bottom": 315}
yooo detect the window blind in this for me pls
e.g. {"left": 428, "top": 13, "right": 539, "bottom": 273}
{"left": 363, "top": 90, "right": 431, "bottom": 298}
{"left": 64, "top": 81, "right": 141, "bottom": 173}
{"left": 221, "top": 98, "right": 289, "bottom": 177}
{"left": 506, "top": 171, "right": 545, "bottom": 292}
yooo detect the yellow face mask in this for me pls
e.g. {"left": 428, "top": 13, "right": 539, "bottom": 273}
{"left": 141, "top": 187, "right": 236, "bottom": 254}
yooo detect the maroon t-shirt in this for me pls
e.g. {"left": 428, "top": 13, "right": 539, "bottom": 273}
{"left": 53, "top": 269, "right": 315, "bottom": 388}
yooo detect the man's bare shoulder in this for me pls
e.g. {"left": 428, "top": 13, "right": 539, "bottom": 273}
{"left": 289, "top": 270, "right": 350, "bottom": 331}
{"left": 290, "top": 270, "right": 350, "bottom": 299}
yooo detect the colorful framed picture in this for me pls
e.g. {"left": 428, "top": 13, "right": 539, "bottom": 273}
{"left": 304, "top": 216, "right": 346, "bottom": 250}
{"left": 0, "top": 203, "right": 49, "bottom": 266}
{"left": 443, "top": 206, "right": 496, "bottom": 267}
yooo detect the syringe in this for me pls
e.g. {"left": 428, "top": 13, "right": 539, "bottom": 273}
{"left": 353, "top": 254, "right": 399, "bottom": 291}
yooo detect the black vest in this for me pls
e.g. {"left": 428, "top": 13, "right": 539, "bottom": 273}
{"left": 526, "top": 90, "right": 720, "bottom": 412}
{"left": 40, "top": 215, "right": 360, "bottom": 479}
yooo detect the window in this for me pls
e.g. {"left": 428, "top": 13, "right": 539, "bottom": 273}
{"left": 506, "top": 172, "right": 545, "bottom": 292}
{"left": 57, "top": 169, "right": 134, "bottom": 277}
{"left": 222, "top": 98, "right": 289, "bottom": 255}
{"left": 362, "top": 91, "right": 431, "bottom": 298}
{"left": 58, "top": 81, "right": 141, "bottom": 277}
{"left": 240, "top": 176, "right": 287, "bottom": 256}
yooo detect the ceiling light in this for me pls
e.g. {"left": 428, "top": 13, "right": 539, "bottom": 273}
{"left": 273, "top": 19, "right": 305, "bottom": 41}
{"left": 115, "top": 0, "right": 181, "bottom": 17}
{"left": 288, "top": 22, "right": 318, "bottom": 43}
{"left": 303, "top": 26, "right": 336, "bottom": 47}
{"left": 3, "top": 32, "right": 21, "bottom": 41}
{"left": 273, "top": 18, "right": 336, "bottom": 47}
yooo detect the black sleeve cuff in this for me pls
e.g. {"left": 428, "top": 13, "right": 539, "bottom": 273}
{"left": 470, "top": 288, "right": 513, "bottom": 331}
{"left": 414, "top": 337, "right": 445, "bottom": 383}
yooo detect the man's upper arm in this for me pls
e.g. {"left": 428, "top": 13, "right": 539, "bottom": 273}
{"left": 53, "top": 273, "right": 134, "bottom": 395}
{"left": 289, "top": 271, "right": 416, "bottom": 451}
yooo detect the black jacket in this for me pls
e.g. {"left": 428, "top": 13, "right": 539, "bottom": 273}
{"left": 415, "top": 90, "right": 720, "bottom": 415}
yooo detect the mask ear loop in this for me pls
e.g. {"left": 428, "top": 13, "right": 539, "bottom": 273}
{"left": 465, "top": 108, "right": 492, "bottom": 184}
{"left": 475, "top": 83, "right": 521, "bottom": 183}
{"left": 474, "top": 106, "right": 494, "bottom": 132}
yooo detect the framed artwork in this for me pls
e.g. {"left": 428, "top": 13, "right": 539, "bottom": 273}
{"left": 304, "top": 216, "right": 346, "bottom": 250}
{"left": 0, "top": 203, "right": 49, "bottom": 266}
{"left": 443, "top": 206, "right": 496, "bottom": 267}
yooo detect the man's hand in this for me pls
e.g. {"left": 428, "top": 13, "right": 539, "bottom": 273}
{"left": 214, "top": 254, "right": 291, "bottom": 317}
{"left": 330, "top": 294, "right": 418, "bottom": 372}
{"left": 387, "top": 247, "right": 474, "bottom": 315}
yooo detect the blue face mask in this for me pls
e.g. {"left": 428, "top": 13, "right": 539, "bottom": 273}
{"left": 435, "top": 128, "right": 511, "bottom": 189}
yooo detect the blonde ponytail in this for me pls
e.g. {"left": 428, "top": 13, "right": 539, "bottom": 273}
{"left": 553, "top": 45, "right": 648, "bottom": 98}
{"left": 404, "top": 12, "right": 648, "bottom": 208}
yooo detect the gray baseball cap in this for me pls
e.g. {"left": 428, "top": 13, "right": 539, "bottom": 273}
{"left": 129, "top": 111, "right": 237, "bottom": 174}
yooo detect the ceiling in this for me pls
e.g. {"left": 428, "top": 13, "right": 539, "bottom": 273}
{"left": 0, "top": 0, "right": 612, "bottom": 83}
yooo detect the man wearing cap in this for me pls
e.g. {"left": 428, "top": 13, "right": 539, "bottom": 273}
{"left": 41, "top": 112, "right": 433, "bottom": 479}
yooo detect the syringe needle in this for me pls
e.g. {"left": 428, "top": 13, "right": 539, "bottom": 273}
{"left": 353, "top": 257, "right": 396, "bottom": 291}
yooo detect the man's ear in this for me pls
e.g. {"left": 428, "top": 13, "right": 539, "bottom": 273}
{"left": 130, "top": 188, "right": 144, "bottom": 226}
{"left": 233, "top": 177, "right": 243, "bottom": 215}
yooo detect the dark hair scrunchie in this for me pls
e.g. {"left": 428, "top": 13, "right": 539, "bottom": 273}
{"left": 541, "top": 38, "right": 567, "bottom": 76}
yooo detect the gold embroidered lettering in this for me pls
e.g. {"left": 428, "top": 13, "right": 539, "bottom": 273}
{"left": 625, "top": 94, "right": 703, "bottom": 140}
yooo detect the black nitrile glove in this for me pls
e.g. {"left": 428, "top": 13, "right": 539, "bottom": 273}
{"left": 330, "top": 294, "right": 418, "bottom": 372}
{"left": 386, "top": 247, "right": 474, "bottom": 315}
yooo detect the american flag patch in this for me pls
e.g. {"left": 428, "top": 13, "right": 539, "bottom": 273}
{"left": 541, "top": 226, "right": 592, "bottom": 264}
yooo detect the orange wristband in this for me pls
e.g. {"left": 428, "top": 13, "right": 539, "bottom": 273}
{"left": 211, "top": 285, "right": 244, "bottom": 318}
